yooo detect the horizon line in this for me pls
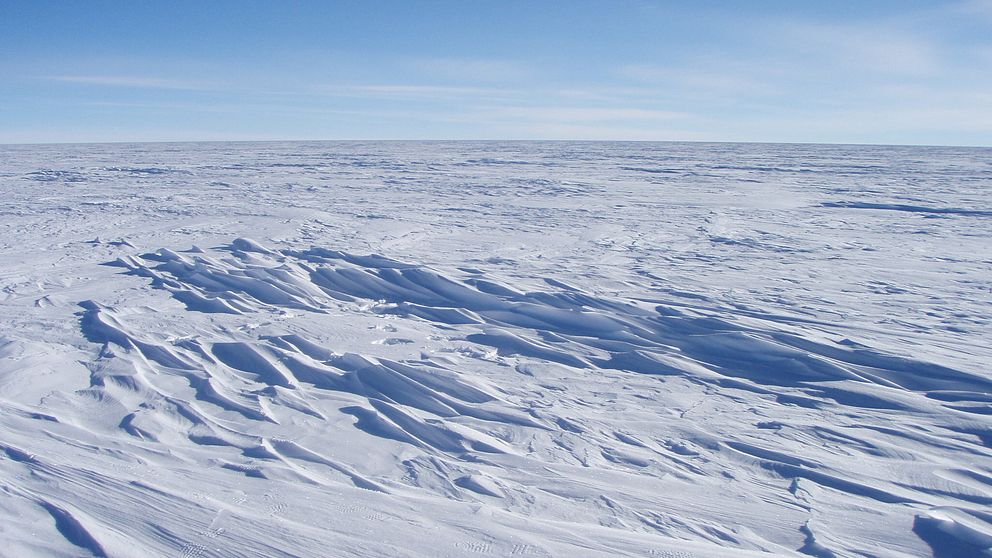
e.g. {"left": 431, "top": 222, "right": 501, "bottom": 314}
{"left": 2, "top": 138, "right": 990, "bottom": 150}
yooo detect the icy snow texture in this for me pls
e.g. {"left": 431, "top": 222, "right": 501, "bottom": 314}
{"left": 1, "top": 141, "right": 991, "bottom": 557}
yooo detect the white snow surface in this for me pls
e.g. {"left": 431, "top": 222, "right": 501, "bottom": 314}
{"left": 1, "top": 141, "right": 991, "bottom": 557}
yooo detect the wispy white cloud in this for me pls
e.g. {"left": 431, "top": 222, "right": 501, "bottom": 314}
{"left": 491, "top": 106, "right": 689, "bottom": 123}
{"left": 45, "top": 75, "right": 218, "bottom": 91}
{"left": 782, "top": 22, "right": 941, "bottom": 76}
{"left": 491, "top": 121, "right": 710, "bottom": 141}
{"left": 316, "top": 84, "right": 514, "bottom": 100}
{"left": 617, "top": 64, "right": 763, "bottom": 93}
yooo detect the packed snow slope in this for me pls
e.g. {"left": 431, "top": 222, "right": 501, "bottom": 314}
{"left": 1, "top": 141, "right": 991, "bottom": 558}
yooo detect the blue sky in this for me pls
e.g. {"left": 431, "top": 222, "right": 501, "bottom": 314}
{"left": 2, "top": 0, "right": 991, "bottom": 145}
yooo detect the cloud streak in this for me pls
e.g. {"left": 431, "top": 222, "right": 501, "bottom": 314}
{"left": 491, "top": 106, "right": 689, "bottom": 123}
{"left": 45, "top": 75, "right": 219, "bottom": 91}
{"left": 316, "top": 84, "right": 515, "bottom": 100}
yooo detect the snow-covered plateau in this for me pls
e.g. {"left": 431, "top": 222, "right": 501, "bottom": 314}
{"left": 1, "top": 141, "right": 990, "bottom": 557}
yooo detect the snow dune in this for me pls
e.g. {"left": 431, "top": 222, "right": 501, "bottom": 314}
{"left": 1, "top": 141, "right": 990, "bottom": 557}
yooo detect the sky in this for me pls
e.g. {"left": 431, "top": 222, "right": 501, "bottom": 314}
{"left": 2, "top": 0, "right": 991, "bottom": 145}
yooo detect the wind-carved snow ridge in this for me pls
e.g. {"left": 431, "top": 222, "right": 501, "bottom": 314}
{"left": 115, "top": 237, "right": 992, "bottom": 403}
{"left": 58, "top": 237, "right": 990, "bottom": 557}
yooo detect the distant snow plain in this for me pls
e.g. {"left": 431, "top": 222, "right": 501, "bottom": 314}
{"left": 1, "top": 141, "right": 990, "bottom": 557}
